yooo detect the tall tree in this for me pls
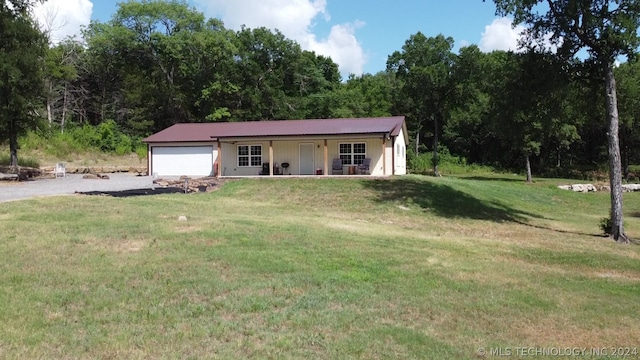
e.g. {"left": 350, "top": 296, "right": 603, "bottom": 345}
{"left": 44, "top": 39, "right": 85, "bottom": 132}
{"left": 616, "top": 60, "right": 640, "bottom": 178}
{"left": 387, "top": 33, "right": 456, "bottom": 176}
{"left": 83, "top": 0, "right": 237, "bottom": 134}
{"left": 489, "top": 0, "right": 640, "bottom": 242}
{"left": 0, "top": 0, "right": 47, "bottom": 166}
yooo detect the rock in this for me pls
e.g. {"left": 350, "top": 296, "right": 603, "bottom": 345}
{"left": 178, "top": 215, "right": 187, "bottom": 221}
{"left": 82, "top": 173, "right": 110, "bottom": 180}
{"left": 622, "top": 184, "right": 640, "bottom": 192}
{"left": 0, "top": 173, "right": 19, "bottom": 181}
{"left": 558, "top": 184, "right": 597, "bottom": 192}
{"left": 571, "top": 184, "right": 586, "bottom": 192}
{"left": 152, "top": 176, "right": 223, "bottom": 194}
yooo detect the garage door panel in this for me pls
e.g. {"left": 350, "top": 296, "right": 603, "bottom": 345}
{"left": 152, "top": 146, "right": 213, "bottom": 176}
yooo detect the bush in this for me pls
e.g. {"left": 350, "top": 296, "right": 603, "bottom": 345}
{"left": 408, "top": 146, "right": 494, "bottom": 175}
{"left": 599, "top": 215, "right": 612, "bottom": 236}
{"left": 19, "top": 120, "right": 142, "bottom": 157}
{"left": 135, "top": 144, "right": 148, "bottom": 162}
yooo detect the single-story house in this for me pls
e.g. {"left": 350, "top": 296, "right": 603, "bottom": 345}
{"left": 142, "top": 116, "right": 408, "bottom": 177}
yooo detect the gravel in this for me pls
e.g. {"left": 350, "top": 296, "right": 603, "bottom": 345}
{"left": 0, "top": 173, "right": 158, "bottom": 203}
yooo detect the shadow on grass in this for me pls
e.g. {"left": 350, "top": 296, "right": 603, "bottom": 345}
{"left": 362, "top": 177, "right": 540, "bottom": 223}
{"left": 455, "top": 175, "right": 524, "bottom": 183}
{"left": 77, "top": 187, "right": 186, "bottom": 198}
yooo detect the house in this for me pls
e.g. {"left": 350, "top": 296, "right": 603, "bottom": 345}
{"left": 142, "top": 116, "right": 408, "bottom": 177}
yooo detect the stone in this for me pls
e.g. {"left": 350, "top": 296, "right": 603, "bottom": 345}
{"left": 622, "top": 184, "right": 640, "bottom": 192}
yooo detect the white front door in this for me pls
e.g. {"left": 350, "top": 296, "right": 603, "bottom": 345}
{"left": 299, "top": 143, "right": 315, "bottom": 175}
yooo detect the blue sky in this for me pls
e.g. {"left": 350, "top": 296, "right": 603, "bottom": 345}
{"left": 34, "top": 0, "right": 523, "bottom": 77}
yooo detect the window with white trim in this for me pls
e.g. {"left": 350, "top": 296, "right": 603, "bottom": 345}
{"left": 237, "top": 145, "right": 262, "bottom": 167}
{"left": 339, "top": 142, "right": 366, "bottom": 165}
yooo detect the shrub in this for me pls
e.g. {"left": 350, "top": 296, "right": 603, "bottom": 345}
{"left": 135, "top": 144, "right": 148, "bottom": 162}
{"left": 17, "top": 120, "right": 145, "bottom": 160}
{"left": 599, "top": 215, "right": 612, "bottom": 236}
{"left": 407, "top": 146, "right": 495, "bottom": 175}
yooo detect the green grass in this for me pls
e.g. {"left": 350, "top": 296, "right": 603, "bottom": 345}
{"left": 0, "top": 153, "right": 40, "bottom": 168}
{"left": 1, "top": 175, "right": 639, "bottom": 359}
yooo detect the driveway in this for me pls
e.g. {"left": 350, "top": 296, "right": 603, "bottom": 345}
{"left": 0, "top": 174, "right": 157, "bottom": 203}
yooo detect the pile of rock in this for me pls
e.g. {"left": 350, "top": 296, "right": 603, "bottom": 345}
{"left": 0, "top": 166, "right": 42, "bottom": 181}
{"left": 558, "top": 183, "right": 640, "bottom": 192}
{"left": 152, "top": 176, "right": 223, "bottom": 193}
{"left": 82, "top": 173, "right": 110, "bottom": 180}
{"left": 557, "top": 184, "right": 599, "bottom": 192}
{"left": 40, "top": 165, "right": 147, "bottom": 176}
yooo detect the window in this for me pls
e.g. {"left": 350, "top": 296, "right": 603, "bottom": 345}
{"left": 339, "top": 142, "right": 366, "bottom": 165}
{"left": 238, "top": 145, "right": 262, "bottom": 167}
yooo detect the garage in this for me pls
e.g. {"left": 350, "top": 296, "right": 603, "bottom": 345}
{"left": 151, "top": 146, "right": 214, "bottom": 177}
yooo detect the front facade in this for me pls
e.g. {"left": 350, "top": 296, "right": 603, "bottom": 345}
{"left": 143, "top": 117, "right": 408, "bottom": 178}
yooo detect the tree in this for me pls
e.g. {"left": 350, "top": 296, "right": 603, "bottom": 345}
{"left": 387, "top": 33, "right": 456, "bottom": 176}
{"left": 489, "top": 0, "right": 640, "bottom": 242}
{"left": 0, "top": 0, "right": 47, "bottom": 166}
{"left": 491, "top": 51, "right": 576, "bottom": 182}
{"left": 616, "top": 60, "right": 640, "bottom": 178}
{"left": 83, "top": 0, "right": 238, "bottom": 134}
{"left": 44, "top": 39, "right": 85, "bottom": 132}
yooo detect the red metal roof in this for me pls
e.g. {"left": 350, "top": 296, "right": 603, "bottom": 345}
{"left": 143, "top": 116, "right": 406, "bottom": 143}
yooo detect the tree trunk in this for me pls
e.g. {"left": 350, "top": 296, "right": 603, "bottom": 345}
{"left": 432, "top": 114, "right": 441, "bottom": 177}
{"left": 61, "top": 83, "right": 68, "bottom": 133}
{"left": 525, "top": 154, "right": 533, "bottom": 183}
{"left": 415, "top": 130, "right": 420, "bottom": 156}
{"left": 604, "top": 62, "right": 628, "bottom": 243}
{"left": 9, "top": 120, "right": 18, "bottom": 167}
{"left": 46, "top": 82, "right": 53, "bottom": 125}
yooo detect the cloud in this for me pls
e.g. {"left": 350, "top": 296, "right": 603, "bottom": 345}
{"left": 194, "top": 0, "right": 365, "bottom": 77}
{"left": 31, "top": 0, "right": 93, "bottom": 44}
{"left": 479, "top": 17, "right": 525, "bottom": 52}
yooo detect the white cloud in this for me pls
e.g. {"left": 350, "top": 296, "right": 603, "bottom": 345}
{"left": 479, "top": 17, "right": 525, "bottom": 53}
{"left": 31, "top": 0, "right": 93, "bottom": 44}
{"left": 194, "top": 0, "right": 365, "bottom": 77}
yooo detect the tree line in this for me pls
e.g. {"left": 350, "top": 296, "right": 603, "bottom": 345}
{"left": 1, "top": 0, "right": 639, "bottom": 238}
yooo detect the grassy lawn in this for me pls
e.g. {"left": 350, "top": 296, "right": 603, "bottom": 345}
{"left": 1, "top": 175, "right": 639, "bottom": 359}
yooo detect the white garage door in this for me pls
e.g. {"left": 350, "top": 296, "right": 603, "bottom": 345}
{"left": 152, "top": 146, "right": 214, "bottom": 176}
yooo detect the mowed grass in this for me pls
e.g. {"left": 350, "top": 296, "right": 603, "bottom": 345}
{"left": 1, "top": 175, "right": 639, "bottom": 359}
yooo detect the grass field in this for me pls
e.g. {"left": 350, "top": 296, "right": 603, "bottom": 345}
{"left": 1, "top": 174, "right": 639, "bottom": 359}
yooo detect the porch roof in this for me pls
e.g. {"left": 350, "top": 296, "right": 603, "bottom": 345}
{"left": 143, "top": 116, "right": 406, "bottom": 143}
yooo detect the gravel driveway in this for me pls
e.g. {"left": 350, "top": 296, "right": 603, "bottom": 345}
{"left": 0, "top": 174, "right": 157, "bottom": 203}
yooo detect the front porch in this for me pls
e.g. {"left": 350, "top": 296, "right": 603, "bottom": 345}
{"left": 216, "top": 136, "right": 391, "bottom": 177}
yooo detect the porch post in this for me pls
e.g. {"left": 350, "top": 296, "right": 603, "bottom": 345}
{"left": 147, "top": 144, "right": 151, "bottom": 177}
{"left": 391, "top": 138, "right": 396, "bottom": 176}
{"left": 323, "top": 139, "right": 328, "bottom": 176}
{"left": 382, "top": 137, "right": 387, "bottom": 176}
{"left": 269, "top": 140, "right": 274, "bottom": 176}
{"left": 216, "top": 140, "right": 222, "bottom": 178}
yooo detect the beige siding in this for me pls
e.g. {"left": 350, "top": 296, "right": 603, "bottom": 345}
{"left": 394, "top": 128, "right": 407, "bottom": 175}
{"left": 326, "top": 138, "right": 385, "bottom": 176}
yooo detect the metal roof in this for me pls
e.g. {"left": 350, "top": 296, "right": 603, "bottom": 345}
{"left": 143, "top": 116, "right": 406, "bottom": 143}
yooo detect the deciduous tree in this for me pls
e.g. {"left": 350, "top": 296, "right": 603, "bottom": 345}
{"left": 489, "top": 0, "right": 640, "bottom": 242}
{"left": 0, "top": 0, "right": 47, "bottom": 166}
{"left": 387, "top": 33, "right": 456, "bottom": 176}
